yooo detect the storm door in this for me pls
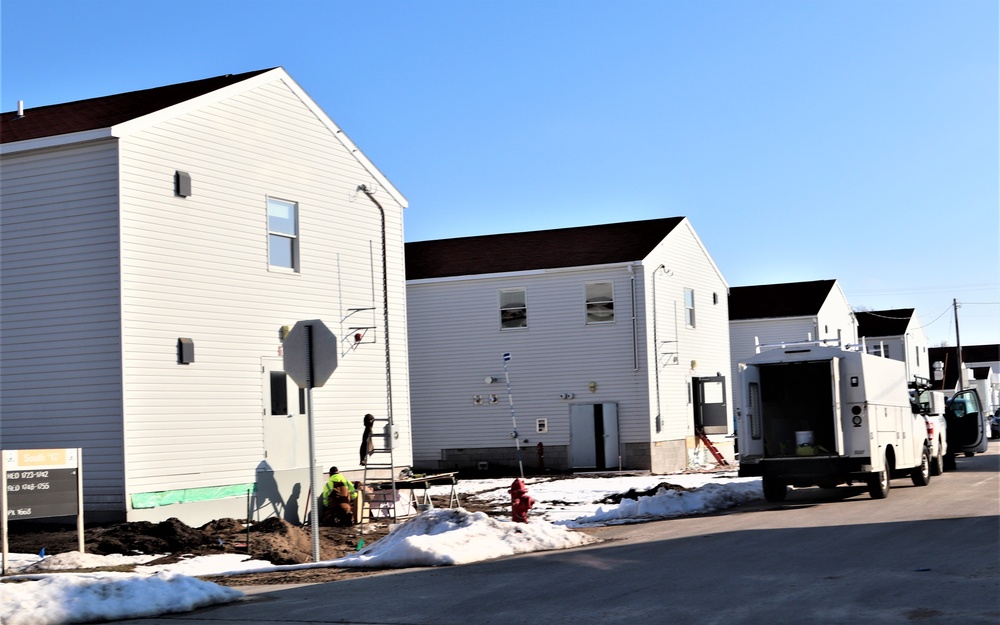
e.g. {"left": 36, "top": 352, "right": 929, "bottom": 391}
{"left": 261, "top": 357, "right": 309, "bottom": 470}
{"left": 693, "top": 376, "right": 728, "bottom": 435}
{"left": 569, "top": 403, "right": 620, "bottom": 470}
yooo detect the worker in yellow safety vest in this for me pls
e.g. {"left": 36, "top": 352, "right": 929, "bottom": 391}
{"left": 321, "top": 466, "right": 358, "bottom": 526}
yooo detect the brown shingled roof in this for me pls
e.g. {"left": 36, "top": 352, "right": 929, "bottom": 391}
{"left": 856, "top": 308, "right": 915, "bottom": 338}
{"left": 1, "top": 68, "right": 275, "bottom": 144}
{"left": 728, "top": 279, "right": 837, "bottom": 320}
{"left": 405, "top": 217, "right": 685, "bottom": 280}
{"left": 927, "top": 344, "right": 1000, "bottom": 390}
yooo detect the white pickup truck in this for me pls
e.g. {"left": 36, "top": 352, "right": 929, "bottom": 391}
{"left": 911, "top": 381, "right": 948, "bottom": 476}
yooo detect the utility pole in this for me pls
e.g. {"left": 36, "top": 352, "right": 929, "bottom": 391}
{"left": 953, "top": 298, "right": 965, "bottom": 388}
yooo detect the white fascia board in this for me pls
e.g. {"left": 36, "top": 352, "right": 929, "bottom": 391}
{"left": 730, "top": 315, "right": 817, "bottom": 324}
{"left": 659, "top": 217, "right": 729, "bottom": 288}
{"left": 0, "top": 128, "right": 113, "bottom": 155}
{"left": 406, "top": 261, "right": 640, "bottom": 286}
{"left": 278, "top": 72, "right": 408, "bottom": 209}
{"left": 109, "top": 68, "right": 287, "bottom": 138}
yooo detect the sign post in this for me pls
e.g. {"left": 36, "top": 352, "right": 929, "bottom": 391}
{"left": 502, "top": 353, "right": 525, "bottom": 479}
{"left": 2, "top": 448, "right": 83, "bottom": 574}
{"left": 283, "top": 320, "right": 337, "bottom": 562}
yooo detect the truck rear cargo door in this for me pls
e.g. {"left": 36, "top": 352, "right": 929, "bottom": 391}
{"left": 739, "top": 365, "right": 764, "bottom": 458}
{"left": 830, "top": 357, "right": 843, "bottom": 455}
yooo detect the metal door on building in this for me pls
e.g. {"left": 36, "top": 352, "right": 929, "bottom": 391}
{"left": 570, "top": 403, "right": 620, "bottom": 470}
{"left": 693, "top": 376, "right": 728, "bottom": 435}
{"left": 261, "top": 357, "right": 309, "bottom": 470}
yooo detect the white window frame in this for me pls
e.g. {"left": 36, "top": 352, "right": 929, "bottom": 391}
{"left": 499, "top": 288, "right": 528, "bottom": 330}
{"left": 267, "top": 197, "right": 299, "bottom": 271}
{"left": 585, "top": 281, "right": 615, "bottom": 325}
{"left": 684, "top": 288, "right": 696, "bottom": 328}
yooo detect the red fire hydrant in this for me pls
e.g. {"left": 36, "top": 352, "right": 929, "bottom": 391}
{"left": 509, "top": 478, "right": 535, "bottom": 523}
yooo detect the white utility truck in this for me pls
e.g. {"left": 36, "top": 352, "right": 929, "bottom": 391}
{"left": 737, "top": 341, "right": 932, "bottom": 502}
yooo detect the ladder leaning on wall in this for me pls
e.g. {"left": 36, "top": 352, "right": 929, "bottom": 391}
{"left": 359, "top": 414, "right": 399, "bottom": 533}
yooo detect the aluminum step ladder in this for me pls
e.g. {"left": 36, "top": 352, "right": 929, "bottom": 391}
{"left": 360, "top": 414, "right": 400, "bottom": 528}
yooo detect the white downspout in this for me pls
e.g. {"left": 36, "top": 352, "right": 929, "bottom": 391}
{"left": 628, "top": 265, "right": 638, "bottom": 371}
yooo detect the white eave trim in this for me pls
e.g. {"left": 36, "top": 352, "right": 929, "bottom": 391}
{"left": 0, "top": 128, "right": 113, "bottom": 155}
{"left": 730, "top": 315, "right": 819, "bottom": 323}
{"left": 1, "top": 67, "right": 409, "bottom": 209}
{"left": 407, "top": 261, "right": 641, "bottom": 286}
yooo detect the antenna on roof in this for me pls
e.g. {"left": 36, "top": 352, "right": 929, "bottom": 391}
{"left": 17, "top": 101, "right": 24, "bottom": 118}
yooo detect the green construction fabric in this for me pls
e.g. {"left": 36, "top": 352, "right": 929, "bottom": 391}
{"left": 131, "top": 483, "right": 255, "bottom": 509}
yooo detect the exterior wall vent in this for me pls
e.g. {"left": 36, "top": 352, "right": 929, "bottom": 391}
{"left": 174, "top": 170, "right": 191, "bottom": 197}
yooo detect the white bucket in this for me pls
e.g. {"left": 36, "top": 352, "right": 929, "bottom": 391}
{"left": 795, "top": 431, "right": 815, "bottom": 447}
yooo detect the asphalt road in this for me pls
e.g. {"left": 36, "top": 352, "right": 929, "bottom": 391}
{"left": 118, "top": 442, "right": 999, "bottom": 625}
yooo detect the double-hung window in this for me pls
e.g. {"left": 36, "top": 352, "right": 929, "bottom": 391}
{"left": 268, "top": 197, "right": 299, "bottom": 270}
{"left": 684, "top": 288, "right": 696, "bottom": 328}
{"left": 500, "top": 288, "right": 527, "bottom": 330}
{"left": 585, "top": 281, "right": 615, "bottom": 324}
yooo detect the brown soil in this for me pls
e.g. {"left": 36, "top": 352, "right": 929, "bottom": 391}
{"left": 5, "top": 473, "right": 710, "bottom": 587}
{"left": 4, "top": 494, "right": 506, "bottom": 587}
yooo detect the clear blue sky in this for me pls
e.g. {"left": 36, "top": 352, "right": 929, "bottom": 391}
{"left": 2, "top": 0, "right": 997, "bottom": 347}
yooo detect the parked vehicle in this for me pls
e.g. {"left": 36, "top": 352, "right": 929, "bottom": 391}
{"left": 991, "top": 410, "right": 1000, "bottom": 440}
{"left": 944, "top": 388, "right": 989, "bottom": 461}
{"left": 910, "top": 381, "right": 948, "bottom": 476}
{"left": 737, "top": 341, "right": 932, "bottom": 502}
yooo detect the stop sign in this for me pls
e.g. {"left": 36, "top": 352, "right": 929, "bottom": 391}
{"left": 283, "top": 319, "right": 338, "bottom": 388}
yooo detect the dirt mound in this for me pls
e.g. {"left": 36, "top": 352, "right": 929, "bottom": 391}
{"left": 93, "top": 518, "right": 219, "bottom": 556}
{"left": 597, "top": 482, "right": 693, "bottom": 505}
{"left": 6, "top": 515, "right": 386, "bottom": 568}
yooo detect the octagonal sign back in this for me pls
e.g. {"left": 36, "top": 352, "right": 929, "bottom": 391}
{"left": 282, "top": 319, "right": 338, "bottom": 388}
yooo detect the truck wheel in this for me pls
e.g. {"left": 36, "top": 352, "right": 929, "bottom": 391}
{"left": 930, "top": 441, "right": 944, "bottom": 476}
{"left": 762, "top": 477, "right": 787, "bottom": 503}
{"left": 867, "top": 455, "right": 890, "bottom": 499}
{"left": 911, "top": 447, "right": 931, "bottom": 487}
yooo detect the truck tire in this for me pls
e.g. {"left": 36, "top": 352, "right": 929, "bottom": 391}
{"left": 911, "top": 447, "right": 931, "bottom": 487}
{"left": 930, "top": 441, "right": 944, "bottom": 476}
{"left": 762, "top": 477, "right": 787, "bottom": 502}
{"left": 867, "top": 454, "right": 890, "bottom": 499}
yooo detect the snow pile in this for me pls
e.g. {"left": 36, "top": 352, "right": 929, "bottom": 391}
{"left": 567, "top": 480, "right": 764, "bottom": 526}
{"left": 15, "top": 551, "right": 162, "bottom": 572}
{"left": 335, "top": 507, "right": 598, "bottom": 568}
{"left": 1, "top": 571, "right": 243, "bottom": 625}
{"left": 1, "top": 471, "right": 761, "bottom": 625}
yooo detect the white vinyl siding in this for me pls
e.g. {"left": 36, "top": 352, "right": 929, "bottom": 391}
{"left": 0, "top": 140, "right": 126, "bottom": 510}
{"left": 0, "top": 72, "right": 411, "bottom": 524}
{"left": 643, "top": 220, "right": 732, "bottom": 443}
{"left": 114, "top": 79, "right": 411, "bottom": 498}
{"left": 116, "top": 82, "right": 409, "bottom": 492}
{"left": 408, "top": 266, "right": 648, "bottom": 465}
{"left": 408, "top": 218, "right": 733, "bottom": 470}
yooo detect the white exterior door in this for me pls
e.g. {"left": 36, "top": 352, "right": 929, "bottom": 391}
{"left": 261, "top": 358, "right": 309, "bottom": 471}
{"left": 569, "top": 403, "right": 620, "bottom": 470}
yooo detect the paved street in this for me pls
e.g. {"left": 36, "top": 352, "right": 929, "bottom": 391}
{"left": 117, "top": 442, "right": 999, "bottom": 625}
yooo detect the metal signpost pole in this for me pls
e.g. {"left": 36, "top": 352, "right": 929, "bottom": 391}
{"left": 303, "top": 324, "right": 321, "bottom": 563}
{"left": 283, "top": 319, "right": 337, "bottom": 564}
